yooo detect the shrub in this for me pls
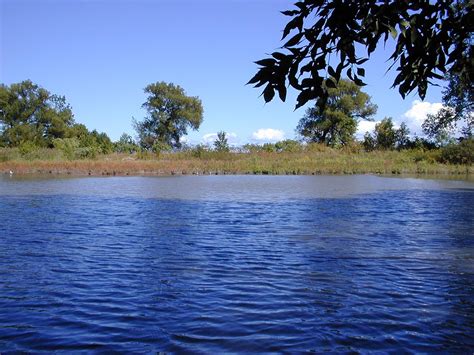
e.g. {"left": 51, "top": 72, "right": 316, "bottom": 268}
{"left": 439, "top": 139, "right": 474, "bottom": 165}
{"left": 53, "top": 138, "right": 80, "bottom": 160}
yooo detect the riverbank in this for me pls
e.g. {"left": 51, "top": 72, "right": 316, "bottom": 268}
{"left": 1, "top": 149, "right": 471, "bottom": 177}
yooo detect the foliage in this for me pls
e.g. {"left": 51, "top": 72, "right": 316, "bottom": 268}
{"left": 422, "top": 70, "right": 473, "bottom": 141}
{"left": 151, "top": 140, "right": 172, "bottom": 155}
{"left": 439, "top": 138, "right": 474, "bottom": 164}
{"left": 114, "top": 133, "right": 139, "bottom": 154}
{"left": 249, "top": 1, "right": 473, "bottom": 110}
{"left": 362, "top": 132, "right": 376, "bottom": 152}
{"left": 297, "top": 79, "right": 376, "bottom": 146}
{"left": 53, "top": 138, "right": 81, "bottom": 160}
{"left": 191, "top": 144, "right": 211, "bottom": 158}
{"left": 134, "top": 82, "right": 203, "bottom": 149}
{"left": 363, "top": 118, "right": 411, "bottom": 151}
{"left": 0, "top": 80, "right": 74, "bottom": 147}
{"left": 214, "top": 131, "right": 230, "bottom": 152}
{"left": 362, "top": 117, "right": 411, "bottom": 152}
{"left": 275, "top": 139, "right": 302, "bottom": 152}
{"left": 396, "top": 122, "right": 411, "bottom": 150}
{"left": 374, "top": 117, "right": 397, "bottom": 149}
{"left": 0, "top": 81, "right": 113, "bottom": 156}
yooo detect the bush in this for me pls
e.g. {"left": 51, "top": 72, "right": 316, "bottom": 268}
{"left": 439, "top": 139, "right": 474, "bottom": 165}
{"left": 53, "top": 138, "right": 80, "bottom": 160}
{"left": 18, "top": 141, "right": 38, "bottom": 157}
{"left": 275, "top": 139, "right": 302, "bottom": 152}
{"left": 192, "top": 144, "right": 211, "bottom": 158}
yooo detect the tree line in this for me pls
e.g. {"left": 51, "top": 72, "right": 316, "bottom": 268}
{"left": 1, "top": 78, "right": 471, "bottom": 160}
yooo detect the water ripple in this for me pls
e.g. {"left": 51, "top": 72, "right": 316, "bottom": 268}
{"left": 0, "top": 177, "right": 473, "bottom": 352}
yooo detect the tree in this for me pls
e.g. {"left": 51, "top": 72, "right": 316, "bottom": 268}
{"left": 422, "top": 71, "right": 473, "bottom": 141}
{"left": 363, "top": 118, "right": 411, "bottom": 150}
{"left": 114, "top": 133, "right": 138, "bottom": 153}
{"left": 374, "top": 117, "right": 397, "bottom": 150}
{"left": 0, "top": 80, "right": 74, "bottom": 147}
{"left": 214, "top": 131, "right": 230, "bottom": 152}
{"left": 249, "top": 1, "right": 473, "bottom": 110}
{"left": 396, "top": 122, "right": 410, "bottom": 149}
{"left": 134, "top": 82, "right": 203, "bottom": 149}
{"left": 297, "top": 79, "right": 376, "bottom": 146}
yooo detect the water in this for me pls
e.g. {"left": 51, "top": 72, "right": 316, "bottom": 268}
{"left": 0, "top": 175, "right": 473, "bottom": 353}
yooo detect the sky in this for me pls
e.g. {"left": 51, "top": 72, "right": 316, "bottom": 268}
{"left": 0, "top": 0, "right": 444, "bottom": 144}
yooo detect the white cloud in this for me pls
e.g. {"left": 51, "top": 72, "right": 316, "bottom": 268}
{"left": 251, "top": 128, "right": 285, "bottom": 142}
{"left": 356, "top": 120, "right": 377, "bottom": 138}
{"left": 402, "top": 100, "right": 443, "bottom": 135}
{"left": 202, "top": 132, "right": 239, "bottom": 145}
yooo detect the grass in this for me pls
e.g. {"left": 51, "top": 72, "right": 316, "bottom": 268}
{"left": 0, "top": 146, "right": 472, "bottom": 177}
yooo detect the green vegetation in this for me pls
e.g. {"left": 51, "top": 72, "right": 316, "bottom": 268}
{"left": 297, "top": 79, "right": 377, "bottom": 147}
{"left": 0, "top": 140, "right": 472, "bottom": 177}
{"left": 214, "top": 131, "right": 230, "bottom": 152}
{"left": 1, "top": 79, "right": 472, "bottom": 176}
{"left": 0, "top": 81, "right": 113, "bottom": 158}
{"left": 363, "top": 118, "right": 411, "bottom": 151}
{"left": 133, "top": 82, "right": 203, "bottom": 150}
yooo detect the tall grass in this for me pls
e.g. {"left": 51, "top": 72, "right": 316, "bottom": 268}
{"left": 0, "top": 146, "right": 471, "bottom": 176}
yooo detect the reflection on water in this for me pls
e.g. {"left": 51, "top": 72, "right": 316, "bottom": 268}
{"left": 0, "top": 176, "right": 473, "bottom": 352}
{"left": 0, "top": 174, "right": 473, "bottom": 201}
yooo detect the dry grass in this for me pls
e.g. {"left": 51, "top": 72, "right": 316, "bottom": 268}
{"left": 0, "top": 148, "right": 471, "bottom": 177}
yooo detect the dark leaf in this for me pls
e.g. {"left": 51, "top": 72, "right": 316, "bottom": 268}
{"left": 325, "top": 78, "right": 337, "bottom": 88}
{"left": 277, "top": 84, "right": 287, "bottom": 101}
{"left": 295, "top": 89, "right": 314, "bottom": 109}
{"left": 357, "top": 68, "right": 365, "bottom": 77}
{"left": 281, "top": 10, "right": 299, "bottom": 16}
{"left": 263, "top": 84, "right": 275, "bottom": 103}
{"left": 327, "top": 65, "right": 336, "bottom": 78}
{"left": 272, "top": 52, "right": 287, "bottom": 61}
{"left": 255, "top": 58, "right": 276, "bottom": 67}
{"left": 284, "top": 32, "right": 304, "bottom": 48}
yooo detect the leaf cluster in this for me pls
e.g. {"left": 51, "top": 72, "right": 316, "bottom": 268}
{"left": 297, "top": 79, "right": 377, "bottom": 146}
{"left": 249, "top": 0, "right": 473, "bottom": 110}
{"left": 135, "top": 82, "right": 204, "bottom": 149}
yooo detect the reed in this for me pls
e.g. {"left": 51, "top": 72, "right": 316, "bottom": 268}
{"left": 0, "top": 147, "right": 471, "bottom": 177}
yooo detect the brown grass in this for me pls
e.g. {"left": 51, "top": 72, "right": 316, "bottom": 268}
{"left": 0, "top": 150, "right": 472, "bottom": 177}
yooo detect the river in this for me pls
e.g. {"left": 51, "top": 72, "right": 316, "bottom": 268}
{"left": 0, "top": 175, "right": 473, "bottom": 352}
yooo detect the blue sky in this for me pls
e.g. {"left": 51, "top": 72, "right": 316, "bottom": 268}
{"left": 1, "top": 0, "right": 444, "bottom": 144}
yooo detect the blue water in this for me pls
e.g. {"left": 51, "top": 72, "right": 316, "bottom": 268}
{"left": 0, "top": 176, "right": 473, "bottom": 353}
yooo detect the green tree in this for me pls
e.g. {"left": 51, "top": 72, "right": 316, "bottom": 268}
{"left": 114, "top": 133, "right": 138, "bottom": 153}
{"left": 275, "top": 139, "right": 302, "bottom": 152}
{"left": 297, "top": 79, "right": 376, "bottom": 146}
{"left": 364, "top": 118, "right": 411, "bottom": 151}
{"left": 0, "top": 80, "right": 74, "bottom": 147}
{"left": 422, "top": 71, "right": 473, "bottom": 141}
{"left": 374, "top": 117, "right": 397, "bottom": 150}
{"left": 134, "top": 82, "right": 203, "bottom": 149}
{"left": 362, "top": 131, "right": 376, "bottom": 152}
{"left": 396, "top": 122, "right": 411, "bottom": 150}
{"left": 249, "top": 1, "right": 472, "bottom": 110}
{"left": 214, "top": 131, "right": 230, "bottom": 152}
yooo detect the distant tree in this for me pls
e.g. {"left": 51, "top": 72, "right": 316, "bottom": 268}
{"left": 114, "top": 133, "right": 138, "bottom": 153}
{"left": 134, "top": 82, "right": 203, "bottom": 149}
{"left": 362, "top": 132, "right": 376, "bottom": 152}
{"left": 249, "top": 1, "right": 473, "bottom": 111}
{"left": 275, "top": 139, "right": 302, "bottom": 152}
{"left": 374, "top": 117, "right": 397, "bottom": 150}
{"left": 214, "top": 131, "right": 230, "bottom": 152}
{"left": 396, "top": 122, "right": 411, "bottom": 150}
{"left": 0, "top": 80, "right": 74, "bottom": 147}
{"left": 297, "top": 79, "right": 376, "bottom": 146}
{"left": 422, "top": 71, "right": 473, "bottom": 142}
{"left": 363, "top": 118, "right": 411, "bottom": 151}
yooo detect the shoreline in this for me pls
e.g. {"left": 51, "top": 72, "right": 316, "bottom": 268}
{"left": 1, "top": 158, "right": 472, "bottom": 179}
